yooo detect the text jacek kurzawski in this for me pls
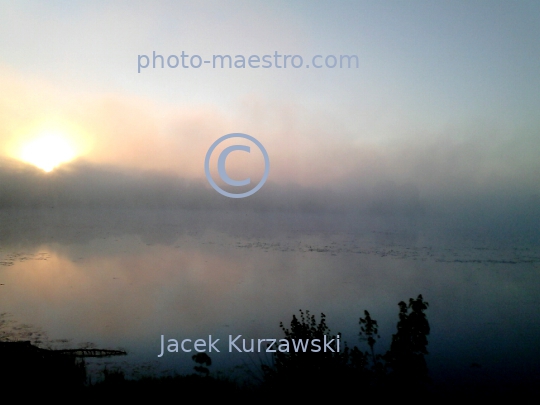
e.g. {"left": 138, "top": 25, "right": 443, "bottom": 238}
{"left": 158, "top": 334, "right": 340, "bottom": 357}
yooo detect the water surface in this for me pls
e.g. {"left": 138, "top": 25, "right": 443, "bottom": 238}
{"left": 1, "top": 208, "right": 539, "bottom": 385}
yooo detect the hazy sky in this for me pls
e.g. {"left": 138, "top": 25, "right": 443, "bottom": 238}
{"left": 0, "top": 1, "right": 539, "bottom": 214}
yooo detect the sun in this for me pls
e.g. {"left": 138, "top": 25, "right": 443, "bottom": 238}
{"left": 20, "top": 132, "right": 77, "bottom": 172}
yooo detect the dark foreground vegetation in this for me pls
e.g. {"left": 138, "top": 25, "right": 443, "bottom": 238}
{"left": 1, "top": 295, "right": 538, "bottom": 401}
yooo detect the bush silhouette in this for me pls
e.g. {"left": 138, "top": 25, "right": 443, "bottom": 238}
{"left": 261, "top": 310, "right": 353, "bottom": 396}
{"left": 192, "top": 352, "right": 212, "bottom": 376}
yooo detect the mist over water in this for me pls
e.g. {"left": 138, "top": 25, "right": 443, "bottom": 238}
{"left": 1, "top": 137, "right": 539, "bottom": 386}
{"left": 1, "top": 203, "right": 539, "bottom": 385}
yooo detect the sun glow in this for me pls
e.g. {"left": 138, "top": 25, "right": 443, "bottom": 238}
{"left": 20, "top": 132, "right": 77, "bottom": 172}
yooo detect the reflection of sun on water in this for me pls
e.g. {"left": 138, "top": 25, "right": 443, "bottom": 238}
{"left": 20, "top": 132, "right": 77, "bottom": 172}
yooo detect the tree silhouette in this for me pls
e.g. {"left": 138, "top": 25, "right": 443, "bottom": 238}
{"left": 384, "top": 294, "right": 430, "bottom": 385}
{"left": 359, "top": 310, "right": 381, "bottom": 368}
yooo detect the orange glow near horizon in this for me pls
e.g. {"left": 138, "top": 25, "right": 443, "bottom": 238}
{"left": 7, "top": 120, "right": 93, "bottom": 172}
{"left": 19, "top": 131, "right": 77, "bottom": 172}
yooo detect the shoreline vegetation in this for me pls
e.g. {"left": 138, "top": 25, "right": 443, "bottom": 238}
{"left": 1, "top": 296, "right": 538, "bottom": 400}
